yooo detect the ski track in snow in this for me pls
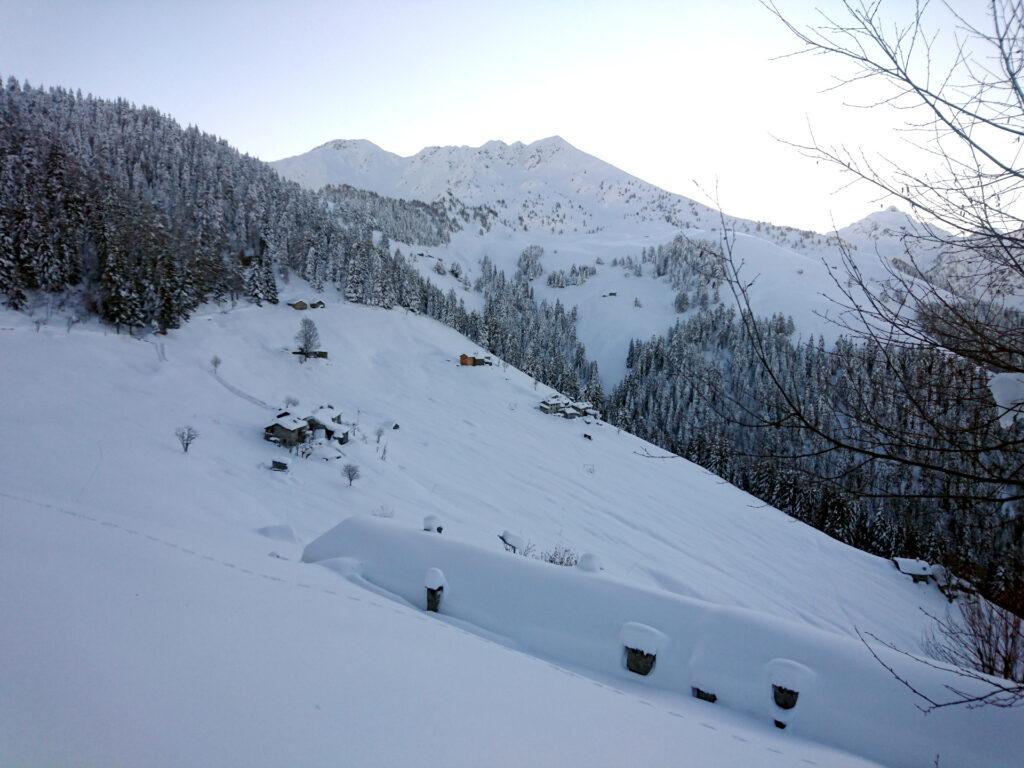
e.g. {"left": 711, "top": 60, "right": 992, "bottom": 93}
{"left": 1, "top": 488, "right": 823, "bottom": 767}
{"left": 211, "top": 370, "right": 273, "bottom": 410}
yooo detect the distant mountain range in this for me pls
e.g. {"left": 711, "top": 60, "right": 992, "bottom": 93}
{"left": 273, "top": 137, "right": 943, "bottom": 384}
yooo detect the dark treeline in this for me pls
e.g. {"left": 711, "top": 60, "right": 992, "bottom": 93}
{"left": 610, "top": 302, "right": 1024, "bottom": 609}
{"left": 0, "top": 77, "right": 598, "bottom": 399}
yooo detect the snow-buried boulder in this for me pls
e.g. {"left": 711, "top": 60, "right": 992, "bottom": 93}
{"left": 302, "top": 516, "right": 1020, "bottom": 768}
{"left": 577, "top": 552, "right": 602, "bottom": 572}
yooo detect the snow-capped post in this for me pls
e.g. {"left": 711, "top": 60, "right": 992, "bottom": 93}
{"left": 423, "top": 515, "right": 443, "bottom": 534}
{"left": 766, "top": 658, "right": 813, "bottom": 730}
{"left": 620, "top": 622, "right": 667, "bottom": 677}
{"left": 424, "top": 567, "right": 447, "bottom": 613}
{"left": 772, "top": 685, "right": 799, "bottom": 728}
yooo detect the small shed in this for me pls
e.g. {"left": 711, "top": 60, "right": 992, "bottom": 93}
{"left": 270, "top": 458, "right": 289, "bottom": 472}
{"left": 892, "top": 557, "right": 932, "bottom": 583}
{"left": 539, "top": 401, "right": 558, "bottom": 414}
{"left": 562, "top": 407, "right": 582, "bottom": 420}
{"left": 288, "top": 300, "right": 309, "bottom": 310}
{"left": 310, "top": 300, "right": 326, "bottom": 309}
{"left": 264, "top": 415, "right": 309, "bottom": 447}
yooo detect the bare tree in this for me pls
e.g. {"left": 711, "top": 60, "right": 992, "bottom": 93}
{"left": 375, "top": 426, "right": 385, "bottom": 445}
{"left": 925, "top": 598, "right": 1024, "bottom": 686}
{"left": 343, "top": 463, "right": 360, "bottom": 486}
{"left": 728, "top": 0, "right": 1024, "bottom": 706}
{"left": 210, "top": 355, "right": 221, "bottom": 373}
{"left": 295, "top": 318, "right": 320, "bottom": 358}
{"left": 284, "top": 395, "right": 299, "bottom": 409}
{"left": 175, "top": 425, "right": 199, "bottom": 454}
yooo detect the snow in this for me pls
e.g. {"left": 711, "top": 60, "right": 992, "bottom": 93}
{"left": 892, "top": 558, "right": 932, "bottom": 578}
{"left": 302, "top": 515, "right": 1018, "bottom": 768}
{"left": 424, "top": 567, "right": 448, "bottom": 591}
{"left": 255, "top": 524, "right": 296, "bottom": 542}
{"left": 577, "top": 552, "right": 602, "bottom": 572}
{"left": 620, "top": 622, "right": 668, "bottom": 655}
{"left": 499, "top": 531, "right": 524, "bottom": 551}
{"left": 423, "top": 514, "right": 442, "bottom": 532}
{"left": 1, "top": 296, "right": 1021, "bottom": 766}
{"left": 990, "top": 371, "right": 1024, "bottom": 427}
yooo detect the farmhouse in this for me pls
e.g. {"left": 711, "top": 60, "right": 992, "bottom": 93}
{"left": 307, "top": 405, "right": 350, "bottom": 444}
{"left": 288, "top": 300, "right": 308, "bottom": 310}
{"left": 264, "top": 415, "right": 310, "bottom": 446}
{"left": 538, "top": 395, "right": 601, "bottom": 421}
{"left": 460, "top": 353, "right": 493, "bottom": 366}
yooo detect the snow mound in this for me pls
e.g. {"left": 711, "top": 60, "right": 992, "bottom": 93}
{"left": 577, "top": 552, "right": 602, "bottom": 572}
{"left": 255, "top": 525, "right": 296, "bottom": 543}
{"left": 303, "top": 515, "right": 1017, "bottom": 768}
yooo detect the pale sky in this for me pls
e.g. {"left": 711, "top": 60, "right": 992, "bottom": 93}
{"left": 0, "top": 0, "right": 985, "bottom": 232}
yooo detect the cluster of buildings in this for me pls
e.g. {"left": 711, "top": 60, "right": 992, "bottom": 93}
{"left": 538, "top": 395, "right": 601, "bottom": 420}
{"left": 263, "top": 404, "right": 351, "bottom": 449}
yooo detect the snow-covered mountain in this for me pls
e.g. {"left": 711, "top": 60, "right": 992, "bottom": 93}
{"left": 273, "top": 138, "right": 929, "bottom": 385}
{"left": 3, "top": 294, "right": 1021, "bottom": 767}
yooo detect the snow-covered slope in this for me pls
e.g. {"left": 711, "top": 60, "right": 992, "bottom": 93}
{"left": 2, "top": 295, "right": 1021, "bottom": 766}
{"left": 273, "top": 138, "right": 929, "bottom": 385}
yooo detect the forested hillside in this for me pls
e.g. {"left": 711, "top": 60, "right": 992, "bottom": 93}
{"left": 0, "top": 78, "right": 597, "bottom": 397}
{"left": 608, "top": 275, "right": 1024, "bottom": 614}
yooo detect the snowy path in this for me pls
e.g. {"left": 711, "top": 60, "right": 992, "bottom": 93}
{"left": 211, "top": 370, "right": 273, "bottom": 410}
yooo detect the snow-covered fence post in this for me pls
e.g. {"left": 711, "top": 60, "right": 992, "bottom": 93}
{"left": 620, "top": 622, "right": 667, "bottom": 677}
{"left": 425, "top": 568, "right": 447, "bottom": 613}
{"left": 766, "top": 659, "right": 812, "bottom": 730}
{"left": 423, "top": 515, "right": 443, "bottom": 534}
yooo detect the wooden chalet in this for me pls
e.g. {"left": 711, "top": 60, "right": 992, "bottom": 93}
{"left": 264, "top": 415, "right": 310, "bottom": 447}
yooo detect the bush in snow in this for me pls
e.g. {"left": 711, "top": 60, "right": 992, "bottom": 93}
{"left": 175, "top": 425, "right": 199, "bottom": 453}
{"left": 540, "top": 544, "right": 579, "bottom": 567}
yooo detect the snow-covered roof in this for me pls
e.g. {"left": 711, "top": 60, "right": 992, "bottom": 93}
{"left": 308, "top": 407, "right": 341, "bottom": 427}
{"left": 892, "top": 557, "right": 931, "bottom": 577}
{"left": 267, "top": 416, "right": 308, "bottom": 431}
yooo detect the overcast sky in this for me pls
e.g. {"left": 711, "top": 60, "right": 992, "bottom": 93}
{"left": 0, "top": 0, "right": 982, "bottom": 232}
